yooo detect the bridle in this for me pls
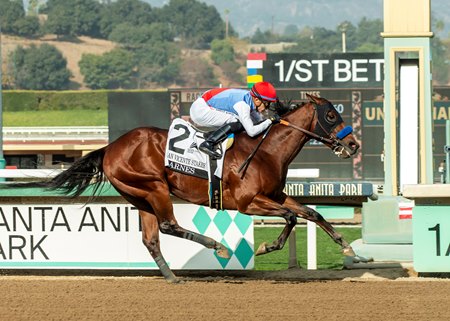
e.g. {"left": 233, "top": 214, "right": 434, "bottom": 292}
{"left": 238, "top": 100, "right": 354, "bottom": 174}
{"left": 280, "top": 102, "right": 353, "bottom": 157}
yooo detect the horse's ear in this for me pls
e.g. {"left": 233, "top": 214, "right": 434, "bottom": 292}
{"left": 306, "top": 93, "right": 320, "bottom": 104}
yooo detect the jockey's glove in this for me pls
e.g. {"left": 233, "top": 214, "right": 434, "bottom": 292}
{"left": 269, "top": 113, "right": 281, "bottom": 124}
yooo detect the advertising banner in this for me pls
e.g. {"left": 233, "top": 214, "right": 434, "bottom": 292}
{"left": 259, "top": 53, "right": 384, "bottom": 88}
{"left": 0, "top": 204, "right": 254, "bottom": 270}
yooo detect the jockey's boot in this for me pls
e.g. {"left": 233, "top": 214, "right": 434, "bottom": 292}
{"left": 199, "top": 124, "right": 231, "bottom": 159}
{"left": 199, "top": 122, "right": 243, "bottom": 159}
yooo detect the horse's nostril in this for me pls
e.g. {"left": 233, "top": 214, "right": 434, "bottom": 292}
{"left": 349, "top": 141, "right": 359, "bottom": 151}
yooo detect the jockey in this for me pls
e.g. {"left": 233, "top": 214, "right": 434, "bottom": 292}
{"left": 190, "top": 81, "right": 281, "bottom": 159}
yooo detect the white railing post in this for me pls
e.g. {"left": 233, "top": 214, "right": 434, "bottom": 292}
{"left": 288, "top": 227, "right": 298, "bottom": 268}
{"left": 285, "top": 170, "right": 320, "bottom": 270}
{"left": 307, "top": 219, "right": 317, "bottom": 270}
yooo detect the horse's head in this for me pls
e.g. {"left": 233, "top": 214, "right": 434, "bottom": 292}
{"left": 276, "top": 94, "right": 359, "bottom": 159}
{"left": 305, "top": 94, "right": 359, "bottom": 158}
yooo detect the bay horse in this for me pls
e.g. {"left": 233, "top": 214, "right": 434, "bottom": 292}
{"left": 8, "top": 94, "right": 367, "bottom": 283}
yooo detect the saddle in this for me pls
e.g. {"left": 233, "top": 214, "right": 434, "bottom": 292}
{"left": 164, "top": 118, "right": 234, "bottom": 209}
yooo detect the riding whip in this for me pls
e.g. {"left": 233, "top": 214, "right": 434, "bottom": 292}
{"left": 237, "top": 124, "right": 273, "bottom": 175}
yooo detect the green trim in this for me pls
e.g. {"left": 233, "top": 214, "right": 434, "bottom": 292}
{"left": 0, "top": 261, "right": 159, "bottom": 268}
{"left": 0, "top": 183, "right": 121, "bottom": 197}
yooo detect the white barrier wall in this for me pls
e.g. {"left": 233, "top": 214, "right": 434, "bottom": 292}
{"left": 0, "top": 203, "right": 254, "bottom": 270}
{"left": 0, "top": 168, "right": 322, "bottom": 271}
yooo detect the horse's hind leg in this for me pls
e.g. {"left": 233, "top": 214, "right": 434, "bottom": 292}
{"left": 147, "top": 184, "right": 230, "bottom": 259}
{"left": 139, "top": 210, "right": 179, "bottom": 283}
{"left": 159, "top": 220, "right": 230, "bottom": 259}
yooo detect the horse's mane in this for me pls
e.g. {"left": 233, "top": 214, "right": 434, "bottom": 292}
{"left": 271, "top": 99, "right": 306, "bottom": 116}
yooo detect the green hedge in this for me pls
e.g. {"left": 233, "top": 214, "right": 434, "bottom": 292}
{"left": 3, "top": 90, "right": 109, "bottom": 111}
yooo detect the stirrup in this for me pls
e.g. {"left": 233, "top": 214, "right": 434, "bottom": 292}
{"left": 199, "top": 141, "right": 222, "bottom": 159}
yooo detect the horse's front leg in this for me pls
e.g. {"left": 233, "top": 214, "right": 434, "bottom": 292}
{"left": 243, "top": 194, "right": 372, "bottom": 263}
{"left": 280, "top": 196, "right": 372, "bottom": 263}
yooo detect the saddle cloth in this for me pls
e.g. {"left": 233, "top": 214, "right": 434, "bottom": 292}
{"left": 164, "top": 118, "right": 232, "bottom": 180}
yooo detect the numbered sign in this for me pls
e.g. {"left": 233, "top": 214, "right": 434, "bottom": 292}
{"left": 413, "top": 206, "right": 450, "bottom": 272}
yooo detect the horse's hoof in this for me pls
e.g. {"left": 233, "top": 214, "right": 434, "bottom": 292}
{"left": 344, "top": 255, "right": 374, "bottom": 268}
{"left": 215, "top": 244, "right": 230, "bottom": 259}
{"left": 342, "top": 246, "right": 356, "bottom": 257}
{"left": 353, "top": 255, "right": 373, "bottom": 263}
{"left": 255, "top": 242, "right": 268, "bottom": 256}
{"left": 167, "top": 277, "right": 184, "bottom": 284}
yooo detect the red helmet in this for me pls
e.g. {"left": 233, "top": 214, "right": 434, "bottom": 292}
{"left": 250, "top": 81, "right": 277, "bottom": 102}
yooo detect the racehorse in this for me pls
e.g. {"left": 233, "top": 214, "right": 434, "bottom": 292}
{"left": 7, "top": 94, "right": 366, "bottom": 283}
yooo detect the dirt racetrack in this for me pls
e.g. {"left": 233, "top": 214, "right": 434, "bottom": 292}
{"left": 1, "top": 267, "right": 449, "bottom": 321}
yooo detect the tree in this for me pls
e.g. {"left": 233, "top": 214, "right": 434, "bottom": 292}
{"left": 157, "top": 0, "right": 233, "bottom": 48}
{"left": 44, "top": 0, "right": 101, "bottom": 38}
{"left": 0, "top": 0, "right": 40, "bottom": 37}
{"left": 43, "top": 0, "right": 76, "bottom": 37}
{"left": 0, "top": 0, "right": 25, "bottom": 34}
{"left": 27, "top": 0, "right": 40, "bottom": 15}
{"left": 285, "top": 26, "right": 341, "bottom": 54}
{"left": 106, "top": 18, "right": 179, "bottom": 87}
{"left": 98, "top": 0, "right": 155, "bottom": 39}
{"left": 108, "top": 22, "right": 173, "bottom": 45}
{"left": 352, "top": 18, "right": 383, "bottom": 51}
{"left": 250, "top": 28, "right": 277, "bottom": 44}
{"left": 283, "top": 24, "right": 299, "bottom": 40}
{"left": 132, "top": 42, "right": 181, "bottom": 86}
{"left": 210, "top": 39, "right": 234, "bottom": 65}
{"left": 210, "top": 39, "right": 241, "bottom": 85}
{"left": 8, "top": 44, "right": 72, "bottom": 90}
{"left": 13, "top": 15, "right": 41, "bottom": 37}
{"left": 431, "top": 36, "right": 449, "bottom": 85}
{"left": 79, "top": 49, "right": 135, "bottom": 89}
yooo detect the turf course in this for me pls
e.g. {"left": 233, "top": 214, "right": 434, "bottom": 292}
{"left": 254, "top": 226, "right": 361, "bottom": 270}
{"left": 4, "top": 110, "right": 107, "bottom": 127}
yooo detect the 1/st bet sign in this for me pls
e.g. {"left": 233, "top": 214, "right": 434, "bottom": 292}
{"left": 261, "top": 53, "right": 384, "bottom": 88}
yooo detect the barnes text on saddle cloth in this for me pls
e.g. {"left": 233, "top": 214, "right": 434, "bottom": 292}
{"left": 165, "top": 118, "right": 227, "bottom": 179}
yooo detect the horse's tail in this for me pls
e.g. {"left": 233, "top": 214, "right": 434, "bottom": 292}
{"left": 5, "top": 147, "right": 107, "bottom": 198}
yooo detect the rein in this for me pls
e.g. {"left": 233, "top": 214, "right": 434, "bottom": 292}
{"left": 279, "top": 119, "right": 335, "bottom": 145}
{"left": 279, "top": 101, "right": 353, "bottom": 146}
{"left": 237, "top": 101, "right": 354, "bottom": 175}
{"left": 279, "top": 103, "right": 353, "bottom": 158}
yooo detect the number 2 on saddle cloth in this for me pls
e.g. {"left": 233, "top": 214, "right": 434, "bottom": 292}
{"left": 164, "top": 118, "right": 236, "bottom": 210}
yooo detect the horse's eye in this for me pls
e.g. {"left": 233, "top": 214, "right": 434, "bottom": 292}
{"left": 326, "top": 111, "right": 337, "bottom": 123}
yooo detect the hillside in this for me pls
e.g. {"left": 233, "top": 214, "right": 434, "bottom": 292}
{"left": 144, "top": 0, "right": 384, "bottom": 37}
{"left": 23, "top": 0, "right": 450, "bottom": 38}
{"left": 1, "top": 35, "right": 249, "bottom": 89}
{"left": 145, "top": 0, "right": 449, "bottom": 38}
{"left": 1, "top": 35, "right": 117, "bottom": 90}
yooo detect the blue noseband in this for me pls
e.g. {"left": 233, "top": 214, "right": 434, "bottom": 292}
{"left": 336, "top": 126, "right": 353, "bottom": 140}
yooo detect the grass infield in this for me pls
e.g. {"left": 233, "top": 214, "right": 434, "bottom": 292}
{"left": 4, "top": 110, "right": 107, "bottom": 127}
{"left": 254, "top": 226, "right": 361, "bottom": 270}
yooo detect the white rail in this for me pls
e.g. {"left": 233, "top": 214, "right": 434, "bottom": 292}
{"left": 287, "top": 168, "right": 319, "bottom": 178}
{"left": 0, "top": 169, "right": 63, "bottom": 178}
{"left": 3, "top": 126, "right": 108, "bottom": 142}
